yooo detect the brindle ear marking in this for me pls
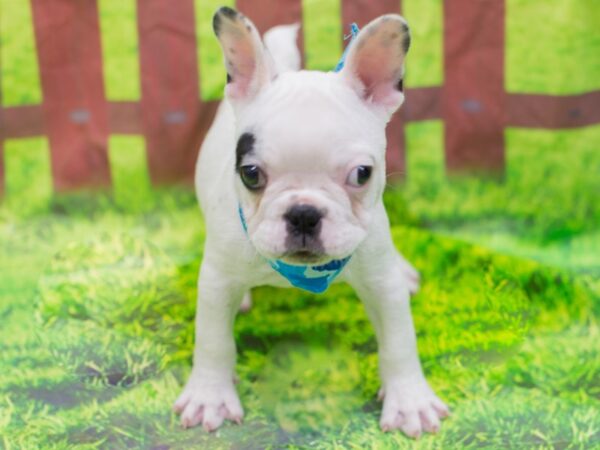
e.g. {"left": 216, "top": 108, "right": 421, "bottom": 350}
{"left": 401, "top": 22, "right": 411, "bottom": 54}
{"left": 212, "top": 6, "right": 238, "bottom": 36}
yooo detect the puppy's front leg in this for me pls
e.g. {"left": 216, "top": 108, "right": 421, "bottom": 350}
{"left": 173, "top": 254, "right": 245, "bottom": 431}
{"left": 348, "top": 241, "right": 449, "bottom": 438}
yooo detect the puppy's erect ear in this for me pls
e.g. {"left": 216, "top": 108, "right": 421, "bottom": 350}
{"left": 340, "top": 15, "right": 410, "bottom": 118}
{"left": 213, "top": 7, "right": 274, "bottom": 102}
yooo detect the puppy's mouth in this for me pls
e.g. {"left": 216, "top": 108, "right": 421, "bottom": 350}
{"left": 282, "top": 250, "right": 326, "bottom": 265}
{"left": 282, "top": 231, "right": 326, "bottom": 264}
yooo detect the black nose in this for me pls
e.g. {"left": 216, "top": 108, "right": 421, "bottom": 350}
{"left": 284, "top": 204, "right": 322, "bottom": 236}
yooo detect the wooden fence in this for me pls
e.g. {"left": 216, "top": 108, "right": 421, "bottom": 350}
{"left": 1, "top": 0, "right": 599, "bottom": 194}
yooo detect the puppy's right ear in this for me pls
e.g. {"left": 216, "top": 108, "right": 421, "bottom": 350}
{"left": 340, "top": 15, "right": 410, "bottom": 119}
{"left": 213, "top": 7, "right": 274, "bottom": 103}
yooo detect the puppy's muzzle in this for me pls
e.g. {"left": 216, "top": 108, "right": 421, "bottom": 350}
{"left": 283, "top": 204, "right": 324, "bottom": 258}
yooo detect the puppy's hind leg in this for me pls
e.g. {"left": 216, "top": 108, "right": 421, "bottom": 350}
{"left": 398, "top": 255, "right": 420, "bottom": 294}
{"left": 239, "top": 291, "right": 252, "bottom": 313}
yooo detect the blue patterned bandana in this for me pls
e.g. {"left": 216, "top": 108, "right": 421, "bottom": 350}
{"left": 238, "top": 205, "right": 351, "bottom": 294}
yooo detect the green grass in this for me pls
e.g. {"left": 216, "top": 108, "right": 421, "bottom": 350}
{"left": 0, "top": 192, "right": 598, "bottom": 448}
{"left": 2, "top": 1, "right": 600, "bottom": 448}
{"left": 1, "top": 126, "right": 599, "bottom": 445}
{"left": 397, "top": 121, "right": 600, "bottom": 271}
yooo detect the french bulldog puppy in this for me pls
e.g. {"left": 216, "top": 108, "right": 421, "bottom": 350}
{"left": 174, "top": 6, "right": 449, "bottom": 438}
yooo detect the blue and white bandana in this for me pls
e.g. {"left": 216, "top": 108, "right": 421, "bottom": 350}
{"left": 238, "top": 205, "right": 351, "bottom": 294}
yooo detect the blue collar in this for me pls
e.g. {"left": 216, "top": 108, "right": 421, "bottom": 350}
{"left": 238, "top": 205, "right": 351, "bottom": 294}
{"left": 333, "top": 23, "right": 360, "bottom": 72}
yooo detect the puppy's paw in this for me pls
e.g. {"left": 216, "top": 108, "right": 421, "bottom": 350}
{"left": 173, "top": 373, "right": 243, "bottom": 432}
{"left": 379, "top": 377, "right": 449, "bottom": 438}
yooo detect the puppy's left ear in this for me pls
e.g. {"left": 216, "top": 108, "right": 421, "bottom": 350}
{"left": 340, "top": 15, "right": 410, "bottom": 119}
{"left": 213, "top": 7, "right": 274, "bottom": 103}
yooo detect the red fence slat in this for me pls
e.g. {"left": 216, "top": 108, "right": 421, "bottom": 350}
{"left": 2, "top": 106, "right": 45, "bottom": 139}
{"left": 342, "top": 0, "right": 406, "bottom": 178}
{"left": 137, "top": 0, "right": 212, "bottom": 185}
{"left": 3, "top": 1, "right": 600, "bottom": 197}
{"left": 508, "top": 92, "right": 600, "bottom": 129}
{"left": 341, "top": 0, "right": 401, "bottom": 28}
{"left": 236, "top": 0, "right": 303, "bottom": 34}
{"left": 443, "top": 0, "right": 506, "bottom": 174}
{"left": 31, "top": 0, "right": 110, "bottom": 191}
{"left": 404, "top": 87, "right": 442, "bottom": 122}
{"left": 108, "top": 102, "right": 143, "bottom": 135}
{"left": 236, "top": 0, "right": 305, "bottom": 66}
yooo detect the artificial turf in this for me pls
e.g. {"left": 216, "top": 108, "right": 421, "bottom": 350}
{"left": 1, "top": 122, "right": 599, "bottom": 447}
{"left": 1, "top": 0, "right": 600, "bottom": 448}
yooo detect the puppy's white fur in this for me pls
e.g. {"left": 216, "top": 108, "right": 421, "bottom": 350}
{"left": 174, "top": 9, "right": 449, "bottom": 437}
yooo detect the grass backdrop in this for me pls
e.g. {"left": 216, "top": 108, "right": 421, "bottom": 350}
{"left": 1, "top": 0, "right": 600, "bottom": 448}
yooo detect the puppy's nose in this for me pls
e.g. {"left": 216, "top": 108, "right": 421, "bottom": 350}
{"left": 284, "top": 204, "right": 322, "bottom": 236}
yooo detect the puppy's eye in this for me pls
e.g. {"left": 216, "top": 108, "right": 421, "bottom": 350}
{"left": 346, "top": 165, "right": 372, "bottom": 187}
{"left": 240, "top": 165, "right": 267, "bottom": 190}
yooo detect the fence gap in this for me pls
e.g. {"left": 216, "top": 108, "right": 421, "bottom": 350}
{"left": 302, "top": 0, "right": 341, "bottom": 71}
{"left": 402, "top": 0, "right": 443, "bottom": 89}
{"left": 3, "top": 137, "right": 52, "bottom": 214}
{"left": 0, "top": 0, "right": 43, "bottom": 107}
{"left": 195, "top": 0, "right": 234, "bottom": 101}
{"left": 108, "top": 135, "right": 152, "bottom": 210}
{"left": 98, "top": 0, "right": 141, "bottom": 102}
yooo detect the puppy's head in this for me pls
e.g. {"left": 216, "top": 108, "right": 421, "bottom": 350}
{"left": 214, "top": 7, "right": 410, "bottom": 264}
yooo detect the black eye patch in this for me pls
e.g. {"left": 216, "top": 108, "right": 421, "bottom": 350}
{"left": 235, "top": 132, "right": 256, "bottom": 171}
